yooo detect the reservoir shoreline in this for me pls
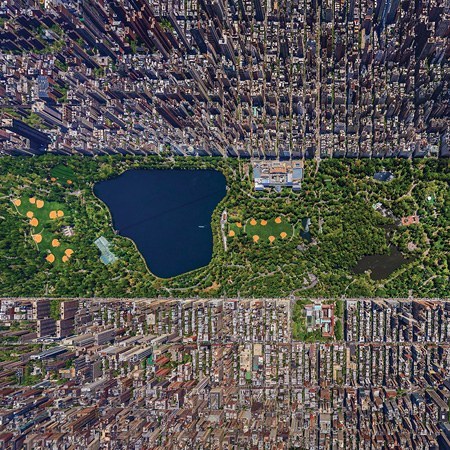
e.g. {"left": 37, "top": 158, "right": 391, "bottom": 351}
{"left": 94, "top": 168, "right": 227, "bottom": 279}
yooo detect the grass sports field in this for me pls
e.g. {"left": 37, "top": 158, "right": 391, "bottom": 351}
{"left": 228, "top": 216, "right": 294, "bottom": 244}
{"left": 50, "top": 164, "right": 76, "bottom": 185}
{"left": 11, "top": 196, "right": 74, "bottom": 266}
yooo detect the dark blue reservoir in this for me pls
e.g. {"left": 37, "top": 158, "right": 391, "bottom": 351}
{"left": 94, "top": 169, "right": 226, "bottom": 278}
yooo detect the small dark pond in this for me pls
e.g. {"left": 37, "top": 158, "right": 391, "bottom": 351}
{"left": 353, "top": 245, "right": 411, "bottom": 280}
{"left": 353, "top": 224, "right": 413, "bottom": 280}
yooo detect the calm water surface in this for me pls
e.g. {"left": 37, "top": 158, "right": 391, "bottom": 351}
{"left": 353, "top": 245, "right": 410, "bottom": 280}
{"left": 94, "top": 169, "right": 226, "bottom": 278}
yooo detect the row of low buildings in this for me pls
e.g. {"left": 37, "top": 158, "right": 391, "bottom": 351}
{"left": 0, "top": 297, "right": 449, "bottom": 449}
{"left": 0, "top": 0, "right": 449, "bottom": 158}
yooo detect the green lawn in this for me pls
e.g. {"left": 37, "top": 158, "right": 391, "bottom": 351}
{"left": 50, "top": 164, "right": 76, "bottom": 185}
{"left": 244, "top": 216, "right": 294, "bottom": 244}
{"left": 11, "top": 195, "right": 74, "bottom": 266}
{"left": 228, "top": 221, "right": 244, "bottom": 237}
{"left": 228, "top": 216, "right": 294, "bottom": 244}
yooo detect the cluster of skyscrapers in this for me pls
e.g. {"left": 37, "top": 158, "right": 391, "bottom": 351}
{"left": 0, "top": 0, "right": 448, "bottom": 157}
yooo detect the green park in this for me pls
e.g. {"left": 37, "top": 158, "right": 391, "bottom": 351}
{"left": 50, "top": 163, "right": 77, "bottom": 186}
{"left": 0, "top": 155, "right": 448, "bottom": 299}
{"left": 11, "top": 194, "right": 74, "bottom": 266}
{"left": 228, "top": 216, "right": 294, "bottom": 244}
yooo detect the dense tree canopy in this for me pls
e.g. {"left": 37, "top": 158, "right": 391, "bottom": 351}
{"left": 0, "top": 155, "right": 448, "bottom": 299}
